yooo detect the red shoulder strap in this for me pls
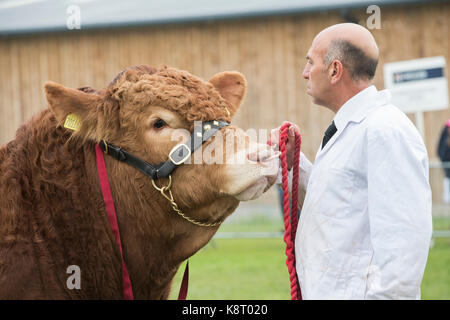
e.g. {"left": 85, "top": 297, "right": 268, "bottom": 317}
{"left": 178, "top": 261, "right": 189, "bottom": 300}
{"left": 95, "top": 143, "right": 134, "bottom": 300}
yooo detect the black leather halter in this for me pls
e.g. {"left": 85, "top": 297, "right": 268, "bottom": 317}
{"left": 99, "top": 120, "right": 229, "bottom": 180}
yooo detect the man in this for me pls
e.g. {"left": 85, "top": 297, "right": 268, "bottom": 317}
{"left": 437, "top": 120, "right": 450, "bottom": 203}
{"left": 269, "top": 23, "right": 432, "bottom": 299}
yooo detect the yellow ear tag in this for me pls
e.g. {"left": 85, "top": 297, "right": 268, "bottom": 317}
{"left": 64, "top": 113, "right": 82, "bottom": 131}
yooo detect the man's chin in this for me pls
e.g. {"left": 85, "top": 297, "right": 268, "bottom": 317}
{"left": 311, "top": 96, "right": 327, "bottom": 108}
{"left": 307, "top": 90, "right": 320, "bottom": 103}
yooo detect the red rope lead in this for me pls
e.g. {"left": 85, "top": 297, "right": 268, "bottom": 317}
{"left": 279, "top": 123, "right": 302, "bottom": 300}
{"left": 95, "top": 144, "right": 134, "bottom": 300}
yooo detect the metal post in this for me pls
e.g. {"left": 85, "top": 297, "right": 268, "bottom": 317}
{"left": 415, "top": 111, "right": 425, "bottom": 140}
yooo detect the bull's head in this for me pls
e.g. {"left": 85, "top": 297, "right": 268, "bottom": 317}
{"left": 44, "top": 65, "right": 278, "bottom": 237}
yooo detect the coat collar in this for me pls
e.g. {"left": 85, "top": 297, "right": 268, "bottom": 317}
{"left": 333, "top": 85, "right": 390, "bottom": 131}
{"left": 316, "top": 85, "right": 391, "bottom": 158}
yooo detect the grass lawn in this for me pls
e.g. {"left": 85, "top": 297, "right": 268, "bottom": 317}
{"left": 169, "top": 217, "right": 450, "bottom": 300}
{"left": 421, "top": 238, "right": 450, "bottom": 299}
{"left": 170, "top": 238, "right": 291, "bottom": 300}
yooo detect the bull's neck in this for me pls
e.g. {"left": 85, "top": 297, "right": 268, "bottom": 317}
{"left": 100, "top": 154, "right": 218, "bottom": 299}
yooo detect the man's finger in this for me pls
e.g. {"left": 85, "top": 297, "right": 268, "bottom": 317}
{"left": 289, "top": 126, "right": 295, "bottom": 137}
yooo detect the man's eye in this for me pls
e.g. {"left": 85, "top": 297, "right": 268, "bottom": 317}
{"left": 153, "top": 119, "right": 166, "bottom": 129}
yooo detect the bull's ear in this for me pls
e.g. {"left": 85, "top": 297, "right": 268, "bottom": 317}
{"left": 44, "top": 81, "right": 100, "bottom": 127}
{"left": 209, "top": 71, "right": 247, "bottom": 118}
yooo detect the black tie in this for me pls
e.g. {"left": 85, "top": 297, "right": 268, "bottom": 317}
{"left": 322, "top": 121, "right": 337, "bottom": 149}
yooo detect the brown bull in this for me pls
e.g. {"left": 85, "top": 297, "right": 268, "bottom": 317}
{"left": 0, "top": 65, "right": 278, "bottom": 299}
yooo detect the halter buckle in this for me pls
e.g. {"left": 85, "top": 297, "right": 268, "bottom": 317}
{"left": 168, "top": 143, "right": 191, "bottom": 165}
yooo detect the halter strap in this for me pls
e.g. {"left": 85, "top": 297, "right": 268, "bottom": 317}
{"left": 99, "top": 120, "right": 229, "bottom": 180}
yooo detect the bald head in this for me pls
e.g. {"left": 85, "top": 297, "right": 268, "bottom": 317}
{"left": 315, "top": 23, "right": 379, "bottom": 60}
{"left": 313, "top": 23, "right": 379, "bottom": 81}
{"left": 303, "top": 23, "right": 380, "bottom": 111}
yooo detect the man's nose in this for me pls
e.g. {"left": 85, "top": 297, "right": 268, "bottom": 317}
{"left": 302, "top": 68, "right": 309, "bottom": 79}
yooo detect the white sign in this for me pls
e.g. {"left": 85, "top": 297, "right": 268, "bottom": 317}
{"left": 383, "top": 56, "right": 448, "bottom": 113}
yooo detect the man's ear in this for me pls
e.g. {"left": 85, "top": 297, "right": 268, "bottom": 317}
{"left": 44, "top": 81, "right": 101, "bottom": 126}
{"left": 329, "top": 60, "right": 344, "bottom": 84}
{"left": 209, "top": 71, "right": 247, "bottom": 118}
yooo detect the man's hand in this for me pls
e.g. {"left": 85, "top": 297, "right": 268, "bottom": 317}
{"left": 268, "top": 121, "right": 300, "bottom": 171}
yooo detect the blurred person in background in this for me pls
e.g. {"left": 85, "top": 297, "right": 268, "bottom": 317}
{"left": 437, "top": 120, "right": 450, "bottom": 203}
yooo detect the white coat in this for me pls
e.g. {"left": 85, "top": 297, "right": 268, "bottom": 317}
{"left": 279, "top": 86, "right": 432, "bottom": 299}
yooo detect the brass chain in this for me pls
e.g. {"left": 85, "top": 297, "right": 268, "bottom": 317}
{"left": 151, "top": 175, "right": 222, "bottom": 227}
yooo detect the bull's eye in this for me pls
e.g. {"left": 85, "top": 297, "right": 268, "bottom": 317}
{"left": 153, "top": 119, "right": 166, "bottom": 129}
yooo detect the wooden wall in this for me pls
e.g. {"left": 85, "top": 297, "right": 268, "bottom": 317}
{"left": 0, "top": 2, "right": 449, "bottom": 200}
